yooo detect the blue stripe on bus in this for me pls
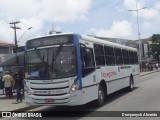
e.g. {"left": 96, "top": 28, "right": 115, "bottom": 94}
{"left": 25, "top": 42, "right": 27, "bottom": 50}
{"left": 73, "top": 34, "right": 82, "bottom": 90}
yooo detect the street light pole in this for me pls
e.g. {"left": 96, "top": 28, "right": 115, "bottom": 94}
{"left": 17, "top": 27, "right": 32, "bottom": 44}
{"left": 128, "top": 2, "right": 146, "bottom": 72}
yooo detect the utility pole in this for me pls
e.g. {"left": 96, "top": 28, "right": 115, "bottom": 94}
{"left": 9, "top": 21, "right": 21, "bottom": 66}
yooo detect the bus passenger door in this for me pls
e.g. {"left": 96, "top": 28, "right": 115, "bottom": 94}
{"left": 80, "top": 45, "right": 98, "bottom": 104}
{"left": 80, "top": 45, "right": 95, "bottom": 78}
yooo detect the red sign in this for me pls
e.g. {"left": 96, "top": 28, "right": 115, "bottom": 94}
{"left": 44, "top": 98, "right": 55, "bottom": 103}
{"left": 101, "top": 71, "right": 117, "bottom": 78}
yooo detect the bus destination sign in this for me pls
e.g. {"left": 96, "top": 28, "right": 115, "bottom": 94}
{"left": 27, "top": 35, "right": 73, "bottom": 49}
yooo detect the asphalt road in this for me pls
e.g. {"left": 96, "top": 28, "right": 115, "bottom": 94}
{"left": 1, "top": 71, "right": 160, "bottom": 120}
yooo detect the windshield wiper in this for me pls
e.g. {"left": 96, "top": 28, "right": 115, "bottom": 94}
{"left": 51, "top": 44, "right": 63, "bottom": 71}
{"left": 34, "top": 47, "right": 45, "bottom": 64}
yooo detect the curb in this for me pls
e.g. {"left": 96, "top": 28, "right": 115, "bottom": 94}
{"left": 11, "top": 106, "right": 40, "bottom": 112}
{"left": 140, "top": 70, "right": 160, "bottom": 77}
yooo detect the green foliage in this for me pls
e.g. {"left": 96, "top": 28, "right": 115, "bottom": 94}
{"left": 148, "top": 44, "right": 160, "bottom": 61}
{"left": 149, "top": 34, "right": 160, "bottom": 60}
{"left": 151, "top": 34, "right": 160, "bottom": 43}
{"left": 149, "top": 44, "right": 160, "bottom": 54}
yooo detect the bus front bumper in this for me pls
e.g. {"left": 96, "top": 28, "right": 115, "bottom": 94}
{"left": 25, "top": 91, "right": 83, "bottom": 106}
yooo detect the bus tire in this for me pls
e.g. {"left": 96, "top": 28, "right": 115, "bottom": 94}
{"left": 96, "top": 84, "right": 105, "bottom": 107}
{"left": 127, "top": 76, "right": 134, "bottom": 91}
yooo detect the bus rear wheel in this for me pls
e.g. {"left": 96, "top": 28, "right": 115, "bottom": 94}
{"left": 96, "top": 84, "right": 105, "bottom": 107}
{"left": 127, "top": 76, "right": 134, "bottom": 91}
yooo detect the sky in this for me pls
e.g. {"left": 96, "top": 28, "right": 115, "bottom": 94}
{"left": 0, "top": 0, "right": 160, "bottom": 45}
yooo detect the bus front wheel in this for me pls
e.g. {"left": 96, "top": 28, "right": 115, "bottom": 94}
{"left": 96, "top": 84, "right": 105, "bottom": 106}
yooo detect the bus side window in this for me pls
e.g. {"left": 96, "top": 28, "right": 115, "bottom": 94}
{"left": 129, "top": 51, "right": 135, "bottom": 64}
{"left": 94, "top": 44, "right": 105, "bottom": 66}
{"left": 134, "top": 52, "right": 138, "bottom": 64}
{"left": 80, "top": 47, "right": 86, "bottom": 68}
{"left": 80, "top": 46, "right": 95, "bottom": 77}
{"left": 115, "top": 48, "right": 123, "bottom": 65}
{"left": 104, "top": 46, "right": 115, "bottom": 65}
{"left": 122, "top": 49, "right": 129, "bottom": 65}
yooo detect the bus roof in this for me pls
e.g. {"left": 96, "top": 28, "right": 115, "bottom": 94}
{"left": 26, "top": 33, "right": 137, "bottom": 51}
{"left": 81, "top": 35, "right": 137, "bottom": 51}
{"left": 26, "top": 32, "right": 74, "bottom": 41}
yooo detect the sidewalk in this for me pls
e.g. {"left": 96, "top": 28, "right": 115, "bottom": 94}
{"left": 140, "top": 68, "right": 160, "bottom": 76}
{"left": 0, "top": 69, "right": 160, "bottom": 112}
{"left": 0, "top": 94, "right": 38, "bottom": 111}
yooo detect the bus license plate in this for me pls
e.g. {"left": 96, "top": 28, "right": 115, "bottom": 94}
{"left": 44, "top": 98, "right": 55, "bottom": 103}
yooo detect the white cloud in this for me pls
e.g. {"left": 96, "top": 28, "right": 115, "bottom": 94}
{"left": 89, "top": 20, "right": 132, "bottom": 38}
{"left": 123, "top": 0, "right": 160, "bottom": 39}
{"left": 0, "top": 0, "right": 91, "bottom": 43}
{"left": 0, "top": 0, "right": 40, "bottom": 21}
{"left": 124, "top": 0, "right": 160, "bottom": 20}
{"left": 17, "top": 18, "right": 44, "bottom": 45}
{"left": 0, "top": 20, "right": 13, "bottom": 42}
{"left": 0, "top": 18, "right": 44, "bottom": 44}
{"left": 39, "top": 0, "right": 91, "bottom": 22}
{"left": 154, "top": 1, "right": 160, "bottom": 10}
{"left": 0, "top": 0, "right": 91, "bottom": 23}
{"left": 141, "top": 9, "right": 160, "bottom": 20}
{"left": 124, "top": 0, "right": 138, "bottom": 10}
{"left": 124, "top": 0, "right": 145, "bottom": 10}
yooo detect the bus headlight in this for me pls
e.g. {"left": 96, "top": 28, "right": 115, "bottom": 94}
{"left": 69, "top": 81, "right": 80, "bottom": 94}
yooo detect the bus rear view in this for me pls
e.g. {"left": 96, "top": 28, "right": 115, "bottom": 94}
{"left": 24, "top": 34, "right": 83, "bottom": 105}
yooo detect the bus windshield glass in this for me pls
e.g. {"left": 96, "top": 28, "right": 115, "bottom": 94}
{"left": 25, "top": 46, "right": 77, "bottom": 80}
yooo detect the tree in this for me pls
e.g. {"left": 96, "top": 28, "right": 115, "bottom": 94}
{"left": 151, "top": 34, "right": 160, "bottom": 43}
{"left": 148, "top": 34, "right": 160, "bottom": 62}
{"left": 149, "top": 44, "right": 160, "bottom": 58}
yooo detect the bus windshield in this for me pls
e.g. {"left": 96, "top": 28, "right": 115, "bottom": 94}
{"left": 25, "top": 46, "right": 77, "bottom": 80}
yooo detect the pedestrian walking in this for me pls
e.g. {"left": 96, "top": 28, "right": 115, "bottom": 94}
{"left": 155, "top": 63, "right": 159, "bottom": 70}
{"left": 2, "top": 71, "right": 14, "bottom": 98}
{"left": 13, "top": 70, "right": 23, "bottom": 104}
{"left": 148, "top": 63, "right": 151, "bottom": 71}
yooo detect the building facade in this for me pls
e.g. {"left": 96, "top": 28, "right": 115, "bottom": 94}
{"left": 0, "top": 40, "right": 14, "bottom": 57}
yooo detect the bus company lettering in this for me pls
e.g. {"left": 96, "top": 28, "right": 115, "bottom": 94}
{"left": 101, "top": 71, "right": 117, "bottom": 78}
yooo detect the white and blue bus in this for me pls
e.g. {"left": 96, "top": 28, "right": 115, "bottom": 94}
{"left": 24, "top": 33, "right": 140, "bottom": 106}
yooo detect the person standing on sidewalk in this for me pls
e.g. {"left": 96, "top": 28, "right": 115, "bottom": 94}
{"left": 2, "top": 71, "right": 14, "bottom": 98}
{"left": 155, "top": 63, "right": 159, "bottom": 70}
{"left": 13, "top": 70, "right": 23, "bottom": 104}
